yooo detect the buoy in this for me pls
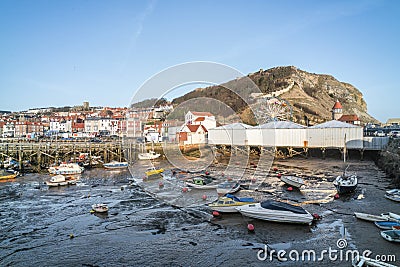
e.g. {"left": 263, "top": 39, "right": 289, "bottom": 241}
{"left": 287, "top": 186, "right": 293, "bottom": 191}
{"left": 159, "top": 182, "right": 164, "bottom": 188}
{"left": 212, "top": 211, "right": 220, "bottom": 217}
{"left": 251, "top": 178, "right": 257, "bottom": 183}
{"left": 247, "top": 224, "right": 255, "bottom": 232}
{"left": 277, "top": 173, "right": 282, "bottom": 178}
{"left": 90, "top": 209, "right": 95, "bottom": 213}
{"left": 273, "top": 167, "right": 278, "bottom": 172}
{"left": 182, "top": 187, "right": 188, "bottom": 193}
{"left": 69, "top": 234, "right": 75, "bottom": 239}
{"left": 312, "top": 213, "right": 321, "bottom": 220}
{"left": 202, "top": 195, "right": 207, "bottom": 200}
{"left": 334, "top": 193, "right": 340, "bottom": 199}
{"left": 205, "top": 171, "right": 210, "bottom": 175}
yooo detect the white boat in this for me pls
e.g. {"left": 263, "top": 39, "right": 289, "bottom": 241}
{"left": 46, "top": 175, "right": 78, "bottom": 187}
{"left": 92, "top": 203, "right": 109, "bottom": 213}
{"left": 385, "top": 189, "right": 400, "bottom": 202}
{"left": 280, "top": 175, "right": 305, "bottom": 188}
{"left": 48, "top": 163, "right": 84, "bottom": 175}
{"left": 352, "top": 255, "right": 397, "bottom": 267}
{"left": 354, "top": 212, "right": 391, "bottom": 222}
{"left": 389, "top": 212, "right": 400, "bottom": 220}
{"left": 216, "top": 181, "right": 241, "bottom": 195}
{"left": 236, "top": 200, "right": 314, "bottom": 225}
{"left": 103, "top": 161, "right": 128, "bottom": 169}
{"left": 207, "top": 194, "right": 256, "bottom": 213}
{"left": 138, "top": 150, "right": 161, "bottom": 160}
{"left": 380, "top": 230, "right": 400, "bottom": 243}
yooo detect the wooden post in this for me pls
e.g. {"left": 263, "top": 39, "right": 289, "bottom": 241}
{"left": 18, "top": 145, "right": 23, "bottom": 173}
{"left": 37, "top": 145, "right": 41, "bottom": 171}
{"left": 88, "top": 142, "right": 92, "bottom": 167}
{"left": 103, "top": 145, "right": 107, "bottom": 163}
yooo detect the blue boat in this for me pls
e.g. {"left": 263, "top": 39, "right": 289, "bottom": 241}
{"left": 103, "top": 161, "right": 128, "bottom": 169}
{"left": 374, "top": 221, "right": 400, "bottom": 230}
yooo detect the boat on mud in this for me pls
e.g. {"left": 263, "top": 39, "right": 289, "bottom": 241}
{"left": 207, "top": 194, "right": 256, "bottom": 213}
{"left": 185, "top": 176, "right": 218, "bottom": 189}
{"left": 236, "top": 200, "right": 314, "bottom": 225}
{"left": 280, "top": 175, "right": 305, "bottom": 188}
{"left": 354, "top": 212, "right": 392, "bottom": 222}
{"left": 138, "top": 150, "right": 161, "bottom": 160}
{"left": 46, "top": 174, "right": 79, "bottom": 187}
{"left": 374, "top": 221, "right": 400, "bottom": 230}
{"left": 352, "top": 255, "right": 397, "bottom": 267}
{"left": 103, "top": 161, "right": 128, "bottom": 169}
{"left": 48, "top": 163, "right": 84, "bottom": 175}
{"left": 216, "top": 181, "right": 241, "bottom": 195}
{"left": 385, "top": 189, "right": 400, "bottom": 202}
{"left": 145, "top": 167, "right": 164, "bottom": 176}
{"left": 91, "top": 203, "right": 109, "bottom": 213}
{"left": 333, "top": 174, "right": 357, "bottom": 194}
{"left": 380, "top": 230, "right": 400, "bottom": 243}
{"left": 0, "top": 170, "right": 19, "bottom": 180}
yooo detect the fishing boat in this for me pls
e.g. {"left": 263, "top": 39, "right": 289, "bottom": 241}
{"left": 185, "top": 176, "right": 218, "bottom": 189}
{"left": 236, "top": 200, "right": 314, "bottom": 225}
{"left": 48, "top": 163, "right": 84, "bottom": 175}
{"left": 0, "top": 170, "right": 18, "bottom": 180}
{"left": 354, "top": 212, "right": 392, "bottom": 222}
{"left": 385, "top": 189, "right": 400, "bottom": 202}
{"left": 352, "top": 256, "right": 397, "bottom": 267}
{"left": 138, "top": 150, "right": 161, "bottom": 160}
{"left": 280, "top": 175, "right": 305, "bottom": 188}
{"left": 216, "top": 181, "right": 241, "bottom": 195}
{"left": 374, "top": 221, "right": 400, "bottom": 230}
{"left": 91, "top": 203, "right": 109, "bottom": 213}
{"left": 380, "top": 230, "right": 400, "bottom": 243}
{"left": 207, "top": 194, "right": 256, "bottom": 213}
{"left": 103, "top": 161, "right": 128, "bottom": 169}
{"left": 46, "top": 174, "right": 79, "bottom": 187}
{"left": 145, "top": 167, "right": 164, "bottom": 176}
{"left": 333, "top": 174, "right": 357, "bottom": 194}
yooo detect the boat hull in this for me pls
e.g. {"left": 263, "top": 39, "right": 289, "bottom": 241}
{"left": 380, "top": 230, "right": 400, "bottom": 243}
{"left": 385, "top": 193, "right": 400, "bottom": 202}
{"left": 280, "top": 176, "right": 305, "bottom": 188}
{"left": 354, "top": 212, "right": 390, "bottom": 222}
{"left": 333, "top": 175, "right": 357, "bottom": 194}
{"left": 236, "top": 203, "right": 313, "bottom": 225}
{"left": 375, "top": 221, "right": 400, "bottom": 230}
{"left": 103, "top": 162, "right": 128, "bottom": 169}
{"left": 185, "top": 181, "right": 218, "bottom": 189}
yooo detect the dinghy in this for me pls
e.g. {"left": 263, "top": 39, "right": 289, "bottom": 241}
{"left": 380, "top": 230, "right": 400, "bottom": 243}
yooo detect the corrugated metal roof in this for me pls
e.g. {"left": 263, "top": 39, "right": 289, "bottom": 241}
{"left": 310, "top": 120, "right": 360, "bottom": 128}
{"left": 212, "top": 123, "right": 253, "bottom": 130}
{"left": 257, "top": 121, "right": 306, "bottom": 129}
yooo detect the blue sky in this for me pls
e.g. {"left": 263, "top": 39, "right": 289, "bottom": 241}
{"left": 0, "top": 0, "right": 399, "bottom": 122}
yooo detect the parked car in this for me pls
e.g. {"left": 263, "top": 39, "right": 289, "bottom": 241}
{"left": 90, "top": 138, "right": 102, "bottom": 143}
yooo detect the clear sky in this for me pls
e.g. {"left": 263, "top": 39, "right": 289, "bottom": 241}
{"left": 0, "top": 0, "right": 399, "bottom": 122}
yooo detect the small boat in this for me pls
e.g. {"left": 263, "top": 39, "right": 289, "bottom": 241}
{"left": 392, "top": 225, "right": 400, "bottom": 230}
{"left": 207, "top": 194, "right": 256, "bottom": 213}
{"left": 354, "top": 212, "right": 391, "bottom": 222}
{"left": 49, "top": 163, "right": 84, "bottom": 175}
{"left": 0, "top": 170, "right": 18, "bottom": 180}
{"left": 91, "top": 203, "right": 109, "bottom": 213}
{"left": 236, "top": 200, "right": 314, "bottom": 225}
{"left": 380, "top": 230, "right": 400, "bottom": 243}
{"left": 374, "top": 221, "right": 400, "bottom": 230}
{"left": 46, "top": 174, "right": 78, "bottom": 187}
{"left": 333, "top": 174, "right": 357, "bottom": 194}
{"left": 185, "top": 177, "right": 218, "bottom": 189}
{"left": 138, "top": 150, "right": 161, "bottom": 160}
{"left": 280, "top": 175, "right": 305, "bottom": 188}
{"left": 216, "top": 181, "right": 241, "bottom": 195}
{"left": 352, "top": 255, "right": 397, "bottom": 267}
{"left": 103, "top": 161, "right": 128, "bottom": 169}
{"left": 145, "top": 167, "right": 164, "bottom": 176}
{"left": 385, "top": 190, "right": 400, "bottom": 202}
{"left": 389, "top": 212, "right": 400, "bottom": 220}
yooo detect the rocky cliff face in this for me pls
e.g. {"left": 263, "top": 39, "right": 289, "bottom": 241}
{"left": 172, "top": 66, "right": 378, "bottom": 125}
